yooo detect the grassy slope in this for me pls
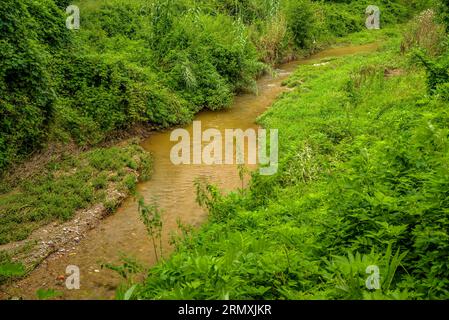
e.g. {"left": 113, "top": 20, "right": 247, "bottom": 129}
{"left": 135, "top": 26, "right": 449, "bottom": 300}
{"left": 0, "top": 143, "right": 151, "bottom": 245}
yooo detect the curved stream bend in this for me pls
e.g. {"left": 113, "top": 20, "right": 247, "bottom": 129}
{"left": 4, "top": 43, "right": 378, "bottom": 300}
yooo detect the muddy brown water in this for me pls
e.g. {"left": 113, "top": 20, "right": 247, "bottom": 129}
{"left": 2, "top": 43, "right": 378, "bottom": 300}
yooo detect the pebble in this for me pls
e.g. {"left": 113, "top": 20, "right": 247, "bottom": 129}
{"left": 56, "top": 275, "right": 65, "bottom": 281}
{"left": 313, "top": 62, "right": 330, "bottom": 67}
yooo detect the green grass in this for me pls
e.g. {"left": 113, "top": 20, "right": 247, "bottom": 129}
{"left": 0, "top": 250, "right": 26, "bottom": 285}
{"left": 0, "top": 143, "right": 152, "bottom": 245}
{"left": 332, "top": 25, "right": 403, "bottom": 46}
{"left": 0, "top": 0, "right": 412, "bottom": 173}
{"left": 134, "top": 27, "right": 449, "bottom": 300}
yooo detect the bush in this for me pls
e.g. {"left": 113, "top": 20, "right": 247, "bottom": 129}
{"left": 402, "top": 9, "right": 447, "bottom": 56}
{"left": 284, "top": 0, "right": 317, "bottom": 49}
{"left": 0, "top": 143, "right": 152, "bottom": 244}
{"left": 0, "top": 0, "right": 68, "bottom": 171}
{"left": 414, "top": 50, "right": 449, "bottom": 94}
{"left": 0, "top": 0, "right": 415, "bottom": 175}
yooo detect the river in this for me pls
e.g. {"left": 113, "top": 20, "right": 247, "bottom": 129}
{"left": 3, "top": 43, "right": 378, "bottom": 300}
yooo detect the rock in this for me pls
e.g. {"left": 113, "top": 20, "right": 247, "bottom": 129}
{"left": 313, "top": 62, "right": 329, "bottom": 67}
{"left": 56, "top": 275, "right": 65, "bottom": 281}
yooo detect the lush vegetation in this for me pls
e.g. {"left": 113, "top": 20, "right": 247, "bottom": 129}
{"left": 2, "top": 0, "right": 447, "bottom": 300}
{"left": 132, "top": 5, "right": 449, "bottom": 299}
{"left": 0, "top": 140, "right": 151, "bottom": 286}
{"left": 1, "top": 0, "right": 411, "bottom": 174}
{"left": 0, "top": 142, "right": 151, "bottom": 245}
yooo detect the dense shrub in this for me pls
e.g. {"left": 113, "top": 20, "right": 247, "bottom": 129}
{"left": 321, "top": 3, "right": 362, "bottom": 37}
{"left": 50, "top": 51, "right": 192, "bottom": 144}
{"left": 414, "top": 51, "right": 449, "bottom": 94}
{"left": 402, "top": 9, "right": 447, "bottom": 56}
{"left": 0, "top": 0, "right": 69, "bottom": 171}
{"left": 438, "top": 0, "right": 449, "bottom": 29}
{"left": 284, "top": 0, "right": 317, "bottom": 49}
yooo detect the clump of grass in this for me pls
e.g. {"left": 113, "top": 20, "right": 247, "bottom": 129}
{"left": 402, "top": 9, "right": 447, "bottom": 56}
{"left": 36, "top": 288, "right": 63, "bottom": 300}
{"left": 0, "top": 143, "right": 152, "bottom": 245}
{"left": 0, "top": 251, "right": 25, "bottom": 285}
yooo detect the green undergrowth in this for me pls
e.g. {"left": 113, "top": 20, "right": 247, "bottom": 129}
{"left": 134, "top": 27, "right": 449, "bottom": 300}
{"left": 0, "top": 0, "right": 413, "bottom": 173}
{"left": 0, "top": 142, "right": 151, "bottom": 245}
{"left": 0, "top": 251, "right": 26, "bottom": 285}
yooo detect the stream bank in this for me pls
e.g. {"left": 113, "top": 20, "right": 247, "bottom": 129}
{"left": 1, "top": 43, "right": 379, "bottom": 300}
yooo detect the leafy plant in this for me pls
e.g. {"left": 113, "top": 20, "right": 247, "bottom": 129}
{"left": 0, "top": 252, "right": 26, "bottom": 285}
{"left": 134, "top": 22, "right": 449, "bottom": 300}
{"left": 413, "top": 49, "right": 449, "bottom": 93}
{"left": 138, "top": 197, "right": 164, "bottom": 263}
{"left": 36, "top": 288, "right": 63, "bottom": 300}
